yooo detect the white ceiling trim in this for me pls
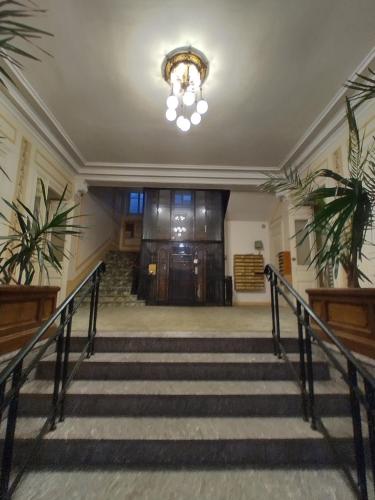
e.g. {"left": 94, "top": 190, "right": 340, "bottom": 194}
{"left": 84, "top": 161, "right": 279, "bottom": 172}
{"left": 0, "top": 87, "right": 79, "bottom": 175}
{"left": 280, "top": 45, "right": 375, "bottom": 171}
{"left": 3, "top": 61, "right": 85, "bottom": 168}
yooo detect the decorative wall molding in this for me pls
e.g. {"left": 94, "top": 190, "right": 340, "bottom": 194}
{"left": 0, "top": 111, "right": 17, "bottom": 144}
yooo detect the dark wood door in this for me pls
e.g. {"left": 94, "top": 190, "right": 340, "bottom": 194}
{"left": 169, "top": 253, "right": 195, "bottom": 305}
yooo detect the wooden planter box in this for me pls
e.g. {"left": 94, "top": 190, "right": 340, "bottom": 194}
{"left": 0, "top": 286, "right": 60, "bottom": 355}
{"left": 307, "top": 288, "right": 375, "bottom": 359}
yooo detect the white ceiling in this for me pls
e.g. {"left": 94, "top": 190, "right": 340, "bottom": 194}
{"left": 14, "top": 0, "right": 375, "bottom": 169}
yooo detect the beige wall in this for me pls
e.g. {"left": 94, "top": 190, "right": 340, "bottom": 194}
{"left": 66, "top": 190, "right": 118, "bottom": 292}
{"left": 0, "top": 92, "right": 120, "bottom": 299}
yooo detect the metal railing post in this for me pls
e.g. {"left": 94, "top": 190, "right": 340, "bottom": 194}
{"left": 273, "top": 275, "right": 281, "bottom": 358}
{"left": 90, "top": 270, "right": 101, "bottom": 356}
{"left": 269, "top": 270, "right": 277, "bottom": 357}
{"left": 0, "top": 361, "right": 23, "bottom": 500}
{"left": 60, "top": 300, "right": 74, "bottom": 422}
{"left": 297, "top": 302, "right": 308, "bottom": 421}
{"left": 87, "top": 274, "right": 97, "bottom": 359}
{"left": 304, "top": 311, "right": 316, "bottom": 430}
{"left": 50, "top": 309, "right": 66, "bottom": 431}
{"left": 348, "top": 361, "right": 368, "bottom": 500}
{"left": 365, "top": 379, "right": 375, "bottom": 496}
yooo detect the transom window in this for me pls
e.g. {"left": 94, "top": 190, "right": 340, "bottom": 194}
{"left": 128, "top": 191, "right": 144, "bottom": 215}
{"left": 174, "top": 191, "right": 192, "bottom": 206}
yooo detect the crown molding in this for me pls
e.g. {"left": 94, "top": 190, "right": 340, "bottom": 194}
{"left": 81, "top": 162, "right": 276, "bottom": 188}
{"left": 84, "top": 161, "right": 278, "bottom": 172}
{"left": 280, "top": 45, "right": 375, "bottom": 171}
{"left": 2, "top": 45, "right": 375, "bottom": 182}
{"left": 2, "top": 61, "right": 86, "bottom": 171}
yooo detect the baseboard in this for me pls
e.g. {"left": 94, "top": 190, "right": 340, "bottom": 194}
{"left": 233, "top": 301, "right": 271, "bottom": 306}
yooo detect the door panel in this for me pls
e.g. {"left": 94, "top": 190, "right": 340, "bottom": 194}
{"left": 156, "top": 247, "right": 169, "bottom": 303}
{"left": 169, "top": 253, "right": 195, "bottom": 305}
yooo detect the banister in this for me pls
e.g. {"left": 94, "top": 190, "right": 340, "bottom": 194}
{"left": 265, "top": 262, "right": 375, "bottom": 500}
{"left": 264, "top": 263, "right": 375, "bottom": 389}
{"left": 0, "top": 261, "right": 105, "bottom": 385}
{"left": 0, "top": 260, "right": 106, "bottom": 499}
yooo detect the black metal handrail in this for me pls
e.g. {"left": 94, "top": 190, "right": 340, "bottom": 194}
{"left": 0, "top": 261, "right": 105, "bottom": 500}
{"left": 265, "top": 263, "right": 375, "bottom": 500}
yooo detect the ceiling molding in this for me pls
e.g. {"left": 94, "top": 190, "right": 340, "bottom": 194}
{"left": 0, "top": 89, "right": 79, "bottom": 175}
{"left": 280, "top": 45, "right": 375, "bottom": 171}
{"left": 2, "top": 61, "right": 86, "bottom": 170}
{"left": 2, "top": 44, "right": 375, "bottom": 182}
{"left": 84, "top": 161, "right": 279, "bottom": 172}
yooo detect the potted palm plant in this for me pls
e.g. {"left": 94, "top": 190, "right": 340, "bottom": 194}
{"left": 260, "top": 69, "right": 375, "bottom": 357}
{"left": 0, "top": 181, "right": 83, "bottom": 354}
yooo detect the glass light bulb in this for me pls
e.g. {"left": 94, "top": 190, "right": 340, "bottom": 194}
{"left": 166, "top": 108, "right": 177, "bottom": 121}
{"left": 167, "top": 95, "right": 178, "bottom": 109}
{"left": 197, "top": 99, "right": 208, "bottom": 114}
{"left": 176, "top": 115, "right": 185, "bottom": 129}
{"left": 183, "top": 91, "right": 195, "bottom": 106}
{"left": 180, "top": 118, "right": 191, "bottom": 132}
{"left": 191, "top": 111, "right": 201, "bottom": 125}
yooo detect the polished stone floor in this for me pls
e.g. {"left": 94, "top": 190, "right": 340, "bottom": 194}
{"left": 73, "top": 305, "right": 296, "bottom": 333}
{"left": 14, "top": 468, "right": 357, "bottom": 500}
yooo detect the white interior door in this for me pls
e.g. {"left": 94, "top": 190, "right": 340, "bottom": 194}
{"left": 289, "top": 206, "right": 317, "bottom": 299}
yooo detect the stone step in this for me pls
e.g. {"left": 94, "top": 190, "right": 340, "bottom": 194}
{"left": 35, "top": 353, "right": 330, "bottom": 381}
{"left": 98, "top": 296, "right": 141, "bottom": 303}
{"left": 8, "top": 417, "right": 358, "bottom": 467}
{"left": 69, "top": 335, "right": 299, "bottom": 353}
{"left": 10, "top": 468, "right": 358, "bottom": 500}
{"left": 19, "top": 380, "right": 349, "bottom": 417}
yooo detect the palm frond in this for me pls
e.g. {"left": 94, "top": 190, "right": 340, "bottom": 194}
{"left": 346, "top": 68, "right": 375, "bottom": 108}
{"left": 0, "top": 0, "right": 52, "bottom": 74}
{"left": 346, "top": 98, "right": 366, "bottom": 180}
{"left": 259, "top": 167, "right": 319, "bottom": 206}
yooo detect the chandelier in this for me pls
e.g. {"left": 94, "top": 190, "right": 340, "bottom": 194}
{"left": 162, "top": 47, "right": 209, "bottom": 132}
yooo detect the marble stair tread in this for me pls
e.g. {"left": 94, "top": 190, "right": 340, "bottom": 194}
{"left": 11, "top": 468, "right": 358, "bottom": 500}
{"left": 69, "top": 337, "right": 300, "bottom": 353}
{"left": 8, "top": 417, "right": 357, "bottom": 440}
{"left": 36, "top": 352, "right": 329, "bottom": 380}
{"left": 71, "top": 330, "right": 297, "bottom": 338}
{"left": 39, "top": 352, "right": 310, "bottom": 363}
{"left": 21, "top": 379, "right": 347, "bottom": 396}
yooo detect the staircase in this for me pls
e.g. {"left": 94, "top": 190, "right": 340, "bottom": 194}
{"left": 15, "top": 331, "right": 356, "bottom": 474}
{"left": 96, "top": 251, "right": 144, "bottom": 306}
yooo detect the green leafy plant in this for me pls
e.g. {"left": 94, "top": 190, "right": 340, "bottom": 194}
{"left": 260, "top": 71, "right": 375, "bottom": 288}
{"left": 0, "top": 0, "right": 52, "bottom": 178}
{"left": 0, "top": 180, "right": 83, "bottom": 285}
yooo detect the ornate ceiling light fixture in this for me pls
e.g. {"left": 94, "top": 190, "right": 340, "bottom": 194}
{"left": 162, "top": 47, "right": 209, "bottom": 132}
